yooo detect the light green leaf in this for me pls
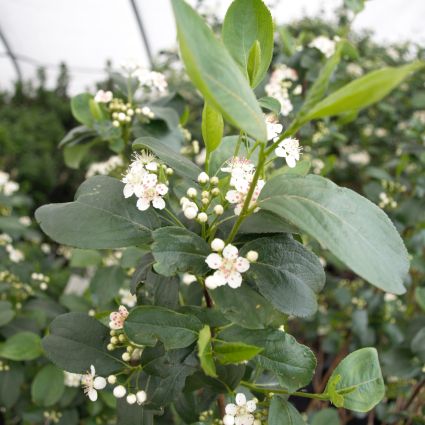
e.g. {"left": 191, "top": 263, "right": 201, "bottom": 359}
{"left": 198, "top": 325, "right": 217, "bottom": 377}
{"left": 35, "top": 175, "right": 159, "bottom": 249}
{"left": 325, "top": 348, "right": 385, "bottom": 412}
{"left": 240, "top": 235, "right": 325, "bottom": 317}
{"left": 268, "top": 396, "right": 306, "bottom": 425}
{"left": 152, "top": 226, "right": 210, "bottom": 276}
{"left": 71, "top": 93, "right": 94, "bottom": 127}
{"left": 0, "top": 332, "right": 43, "bottom": 361}
{"left": 124, "top": 306, "right": 203, "bottom": 350}
{"left": 171, "top": 0, "right": 266, "bottom": 141}
{"left": 214, "top": 341, "right": 263, "bottom": 365}
{"left": 260, "top": 175, "right": 408, "bottom": 294}
{"left": 31, "top": 364, "right": 65, "bottom": 407}
{"left": 63, "top": 142, "right": 93, "bottom": 169}
{"left": 301, "top": 61, "right": 424, "bottom": 124}
{"left": 133, "top": 136, "right": 202, "bottom": 181}
{"left": 222, "top": 0, "right": 274, "bottom": 88}
{"left": 202, "top": 102, "right": 224, "bottom": 154}
{"left": 247, "top": 40, "right": 261, "bottom": 86}
{"left": 42, "top": 312, "right": 122, "bottom": 375}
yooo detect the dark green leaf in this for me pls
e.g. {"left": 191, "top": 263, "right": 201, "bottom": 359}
{"left": 0, "top": 301, "right": 15, "bottom": 327}
{"left": 31, "top": 364, "right": 65, "bottom": 407}
{"left": 36, "top": 175, "right": 159, "bottom": 249}
{"left": 0, "top": 364, "right": 24, "bottom": 408}
{"left": 260, "top": 175, "right": 408, "bottom": 294}
{"left": 258, "top": 96, "right": 282, "bottom": 115}
{"left": 90, "top": 266, "right": 127, "bottom": 307}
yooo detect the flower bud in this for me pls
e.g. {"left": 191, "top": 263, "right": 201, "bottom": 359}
{"left": 182, "top": 273, "right": 197, "bottom": 285}
{"left": 122, "top": 352, "right": 131, "bottom": 362}
{"left": 210, "top": 176, "right": 219, "bottom": 185}
{"left": 107, "top": 343, "right": 114, "bottom": 351}
{"left": 211, "top": 187, "right": 220, "bottom": 196}
{"left": 197, "top": 172, "right": 209, "bottom": 184}
{"left": 107, "top": 375, "right": 117, "bottom": 384}
{"left": 126, "top": 394, "right": 137, "bottom": 405}
{"left": 119, "top": 334, "right": 126, "bottom": 343}
{"left": 211, "top": 238, "right": 225, "bottom": 252}
{"left": 201, "top": 190, "right": 209, "bottom": 198}
{"left": 187, "top": 187, "right": 197, "bottom": 198}
{"left": 197, "top": 212, "right": 208, "bottom": 223}
{"left": 110, "top": 336, "right": 118, "bottom": 345}
{"left": 112, "top": 120, "right": 120, "bottom": 127}
{"left": 213, "top": 205, "right": 224, "bottom": 215}
{"left": 166, "top": 167, "right": 173, "bottom": 175}
{"left": 136, "top": 390, "right": 147, "bottom": 404}
{"left": 201, "top": 198, "right": 209, "bottom": 205}
{"left": 184, "top": 206, "right": 198, "bottom": 220}
{"left": 246, "top": 250, "right": 259, "bottom": 262}
{"left": 113, "top": 385, "right": 126, "bottom": 398}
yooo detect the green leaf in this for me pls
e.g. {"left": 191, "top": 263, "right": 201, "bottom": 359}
{"left": 258, "top": 96, "right": 282, "bottom": 115}
{"left": 240, "top": 235, "right": 325, "bottom": 317}
{"left": 202, "top": 102, "right": 224, "bottom": 154}
{"left": 211, "top": 284, "right": 285, "bottom": 329}
{"left": 152, "top": 226, "right": 210, "bottom": 276}
{"left": 214, "top": 341, "right": 263, "bottom": 364}
{"left": 0, "top": 332, "right": 43, "bottom": 361}
{"left": 90, "top": 266, "right": 127, "bottom": 307}
{"left": 197, "top": 325, "right": 217, "bottom": 377}
{"left": 415, "top": 287, "right": 425, "bottom": 312}
{"left": 222, "top": 0, "right": 274, "bottom": 88}
{"left": 63, "top": 142, "right": 93, "bottom": 169}
{"left": 411, "top": 328, "right": 425, "bottom": 362}
{"left": 70, "top": 249, "right": 102, "bottom": 267}
{"left": 325, "top": 348, "right": 385, "bottom": 412}
{"left": 327, "top": 374, "right": 345, "bottom": 408}
{"left": 171, "top": 0, "right": 266, "bottom": 141}
{"left": 36, "top": 175, "right": 159, "bottom": 249}
{"left": 117, "top": 399, "right": 154, "bottom": 425}
{"left": 133, "top": 136, "right": 202, "bottom": 181}
{"left": 0, "top": 364, "right": 24, "bottom": 408}
{"left": 301, "top": 61, "right": 425, "bottom": 124}
{"left": 31, "top": 364, "right": 65, "bottom": 407}
{"left": 259, "top": 175, "right": 408, "bottom": 294}
{"left": 42, "top": 312, "right": 122, "bottom": 375}
{"left": 247, "top": 40, "right": 262, "bottom": 86}
{"left": 344, "top": 0, "right": 365, "bottom": 13}
{"left": 220, "top": 327, "right": 316, "bottom": 392}
{"left": 268, "top": 396, "right": 306, "bottom": 425}
{"left": 0, "top": 301, "right": 15, "bottom": 326}
{"left": 71, "top": 93, "right": 94, "bottom": 127}
{"left": 311, "top": 408, "right": 340, "bottom": 425}
{"left": 124, "top": 306, "right": 203, "bottom": 350}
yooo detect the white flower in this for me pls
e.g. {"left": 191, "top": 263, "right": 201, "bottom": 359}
{"left": 136, "top": 180, "right": 168, "bottom": 211}
{"left": 225, "top": 177, "right": 265, "bottom": 216}
{"left": 19, "top": 216, "right": 31, "bottom": 226}
{"left": 119, "top": 288, "right": 137, "bottom": 308}
{"left": 94, "top": 90, "right": 113, "bottom": 103}
{"left": 86, "top": 155, "right": 123, "bottom": 178}
{"left": 64, "top": 371, "right": 82, "bottom": 387}
{"left": 0, "top": 233, "right": 12, "bottom": 245}
{"left": 109, "top": 305, "right": 129, "bottom": 330}
{"left": 0, "top": 171, "right": 19, "bottom": 196}
{"left": 224, "top": 393, "right": 257, "bottom": 425}
{"left": 309, "top": 36, "right": 336, "bottom": 58}
{"left": 347, "top": 151, "right": 370, "bottom": 166}
{"left": 205, "top": 244, "right": 251, "bottom": 289}
{"left": 265, "top": 114, "right": 283, "bottom": 140}
{"left": 221, "top": 157, "right": 255, "bottom": 181}
{"left": 6, "top": 245, "right": 24, "bottom": 263}
{"left": 135, "top": 69, "right": 168, "bottom": 97}
{"left": 275, "top": 138, "right": 302, "bottom": 168}
{"left": 346, "top": 63, "right": 363, "bottom": 77}
{"left": 81, "top": 365, "right": 107, "bottom": 402}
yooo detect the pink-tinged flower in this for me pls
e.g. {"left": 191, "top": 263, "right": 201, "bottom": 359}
{"left": 275, "top": 138, "right": 302, "bottom": 168}
{"left": 82, "top": 365, "right": 107, "bottom": 402}
{"left": 136, "top": 182, "right": 168, "bottom": 211}
{"left": 205, "top": 244, "right": 251, "bottom": 289}
{"left": 225, "top": 177, "right": 265, "bottom": 216}
{"left": 109, "top": 305, "right": 129, "bottom": 330}
{"left": 94, "top": 90, "right": 113, "bottom": 103}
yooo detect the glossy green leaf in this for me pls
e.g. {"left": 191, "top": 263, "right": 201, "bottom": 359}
{"left": 133, "top": 136, "right": 202, "bottom": 181}
{"left": 241, "top": 235, "right": 326, "bottom": 317}
{"left": 301, "top": 61, "right": 424, "bottom": 123}
{"left": 42, "top": 312, "right": 122, "bottom": 375}
{"left": 152, "top": 226, "right": 210, "bottom": 276}
{"left": 268, "top": 396, "right": 306, "bottom": 425}
{"left": 260, "top": 175, "right": 408, "bottom": 294}
{"left": 31, "top": 364, "right": 65, "bottom": 407}
{"left": 202, "top": 102, "right": 224, "bottom": 154}
{"left": 0, "top": 332, "right": 43, "bottom": 361}
{"left": 222, "top": 0, "right": 274, "bottom": 88}
{"left": 125, "top": 306, "right": 203, "bottom": 350}
{"left": 36, "top": 175, "right": 159, "bottom": 249}
{"left": 71, "top": 93, "right": 94, "bottom": 127}
{"left": 171, "top": 0, "right": 266, "bottom": 141}
{"left": 214, "top": 341, "right": 263, "bottom": 364}
{"left": 197, "top": 325, "right": 217, "bottom": 377}
{"left": 325, "top": 348, "right": 385, "bottom": 412}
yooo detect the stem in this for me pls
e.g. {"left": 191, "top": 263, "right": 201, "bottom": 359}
{"left": 226, "top": 144, "right": 266, "bottom": 244}
{"left": 164, "top": 208, "right": 185, "bottom": 228}
{"left": 240, "top": 380, "right": 329, "bottom": 401}
{"left": 233, "top": 131, "right": 244, "bottom": 158}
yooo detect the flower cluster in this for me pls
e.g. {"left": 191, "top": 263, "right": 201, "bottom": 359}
{"left": 265, "top": 64, "right": 300, "bottom": 116}
{"left": 136, "top": 69, "right": 168, "bottom": 97}
{"left": 222, "top": 157, "right": 264, "bottom": 216}
{"left": 0, "top": 171, "right": 19, "bottom": 196}
{"left": 94, "top": 89, "right": 113, "bottom": 103}
{"left": 86, "top": 155, "right": 124, "bottom": 178}
{"left": 309, "top": 36, "right": 337, "bottom": 58}
{"left": 64, "top": 371, "right": 82, "bottom": 387}
{"left": 31, "top": 272, "right": 50, "bottom": 291}
{"left": 223, "top": 393, "right": 260, "bottom": 425}
{"left": 1, "top": 233, "right": 24, "bottom": 263}
{"left": 205, "top": 239, "right": 258, "bottom": 289}
{"left": 275, "top": 137, "right": 302, "bottom": 168}
{"left": 122, "top": 151, "right": 171, "bottom": 211}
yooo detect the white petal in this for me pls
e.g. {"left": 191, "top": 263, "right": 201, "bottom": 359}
{"left": 235, "top": 414, "right": 254, "bottom": 425}
{"left": 123, "top": 184, "right": 134, "bottom": 198}
{"left": 223, "top": 244, "right": 238, "bottom": 260}
{"left": 246, "top": 400, "right": 256, "bottom": 413}
{"left": 225, "top": 403, "right": 238, "bottom": 415}
{"left": 227, "top": 272, "right": 242, "bottom": 289}
{"left": 152, "top": 196, "right": 165, "bottom": 210}
{"left": 134, "top": 185, "right": 145, "bottom": 198}
{"left": 90, "top": 365, "right": 95, "bottom": 376}
{"left": 156, "top": 183, "right": 168, "bottom": 196}
{"left": 88, "top": 388, "right": 98, "bottom": 402}
{"left": 205, "top": 275, "right": 218, "bottom": 290}
{"left": 137, "top": 198, "right": 150, "bottom": 211}
{"left": 225, "top": 190, "right": 241, "bottom": 204}
{"left": 235, "top": 393, "right": 247, "bottom": 406}
{"left": 223, "top": 414, "right": 235, "bottom": 425}
{"left": 235, "top": 257, "right": 250, "bottom": 273}
{"left": 274, "top": 146, "right": 286, "bottom": 158}
{"left": 286, "top": 156, "right": 297, "bottom": 168}
{"left": 205, "top": 253, "right": 222, "bottom": 270}
{"left": 93, "top": 376, "right": 107, "bottom": 390}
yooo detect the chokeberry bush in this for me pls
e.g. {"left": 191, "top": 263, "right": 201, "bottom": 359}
{"left": 1, "top": 0, "right": 423, "bottom": 424}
